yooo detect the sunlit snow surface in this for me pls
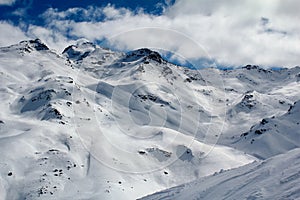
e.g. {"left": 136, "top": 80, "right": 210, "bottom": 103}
{"left": 140, "top": 148, "right": 300, "bottom": 200}
{"left": 0, "top": 40, "right": 299, "bottom": 199}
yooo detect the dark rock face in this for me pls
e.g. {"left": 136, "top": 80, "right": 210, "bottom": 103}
{"left": 62, "top": 41, "right": 96, "bottom": 61}
{"left": 62, "top": 45, "right": 91, "bottom": 61}
{"left": 242, "top": 65, "right": 269, "bottom": 73}
{"left": 124, "top": 48, "right": 164, "bottom": 63}
{"left": 242, "top": 65, "right": 260, "bottom": 70}
{"left": 238, "top": 92, "right": 257, "bottom": 110}
{"left": 42, "top": 106, "right": 63, "bottom": 120}
{"left": 29, "top": 39, "right": 49, "bottom": 51}
{"left": 21, "top": 89, "right": 56, "bottom": 113}
{"left": 146, "top": 51, "right": 163, "bottom": 63}
{"left": 19, "top": 39, "right": 49, "bottom": 52}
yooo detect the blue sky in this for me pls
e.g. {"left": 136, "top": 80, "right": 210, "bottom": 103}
{"left": 0, "top": 0, "right": 299, "bottom": 68}
{"left": 0, "top": 0, "right": 173, "bottom": 26}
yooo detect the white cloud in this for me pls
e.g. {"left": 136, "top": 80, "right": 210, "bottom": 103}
{"left": 41, "top": 5, "right": 132, "bottom": 22}
{"left": 0, "top": 21, "right": 74, "bottom": 53}
{"left": 102, "top": 4, "right": 132, "bottom": 20}
{"left": 1, "top": 1, "right": 299, "bottom": 68}
{"left": 42, "top": 6, "right": 104, "bottom": 22}
{"left": 0, "top": 0, "right": 16, "bottom": 6}
{"left": 38, "top": 1, "right": 300, "bottom": 68}
{"left": 0, "top": 21, "right": 29, "bottom": 47}
{"left": 26, "top": 25, "right": 76, "bottom": 53}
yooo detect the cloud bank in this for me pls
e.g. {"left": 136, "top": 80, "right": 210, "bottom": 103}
{"left": 1, "top": 0, "right": 300, "bottom": 68}
{"left": 0, "top": 0, "right": 16, "bottom": 6}
{"left": 0, "top": 21, "right": 28, "bottom": 46}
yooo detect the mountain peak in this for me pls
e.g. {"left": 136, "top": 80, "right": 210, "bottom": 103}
{"left": 242, "top": 65, "right": 260, "bottom": 70}
{"left": 20, "top": 38, "right": 49, "bottom": 51}
{"left": 18, "top": 38, "right": 49, "bottom": 51}
{"left": 124, "top": 48, "right": 164, "bottom": 63}
{"left": 62, "top": 40, "right": 97, "bottom": 61}
{"left": 74, "top": 38, "right": 94, "bottom": 47}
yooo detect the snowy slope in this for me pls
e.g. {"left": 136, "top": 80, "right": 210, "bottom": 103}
{"left": 233, "top": 100, "right": 300, "bottom": 159}
{"left": 140, "top": 148, "right": 300, "bottom": 200}
{"left": 0, "top": 39, "right": 299, "bottom": 199}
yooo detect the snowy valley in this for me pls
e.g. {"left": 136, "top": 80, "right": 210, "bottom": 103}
{"left": 0, "top": 39, "right": 299, "bottom": 200}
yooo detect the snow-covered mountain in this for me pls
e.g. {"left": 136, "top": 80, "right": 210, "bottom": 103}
{"left": 0, "top": 39, "right": 299, "bottom": 200}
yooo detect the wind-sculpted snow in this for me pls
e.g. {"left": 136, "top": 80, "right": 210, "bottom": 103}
{"left": 0, "top": 39, "right": 299, "bottom": 199}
